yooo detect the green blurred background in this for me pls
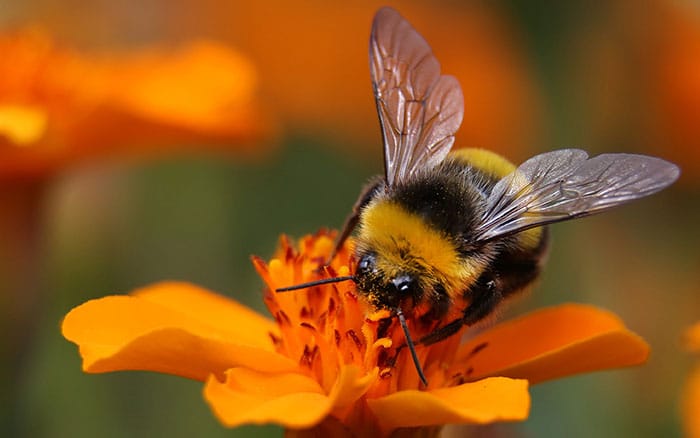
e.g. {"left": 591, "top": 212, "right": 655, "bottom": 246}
{"left": 2, "top": 1, "right": 700, "bottom": 437}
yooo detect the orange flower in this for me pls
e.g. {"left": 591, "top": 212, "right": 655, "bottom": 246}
{"left": 0, "top": 27, "right": 271, "bottom": 180}
{"left": 683, "top": 322, "right": 700, "bottom": 438}
{"left": 62, "top": 231, "right": 649, "bottom": 437}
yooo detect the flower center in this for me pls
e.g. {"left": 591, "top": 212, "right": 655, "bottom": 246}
{"left": 254, "top": 231, "right": 470, "bottom": 397}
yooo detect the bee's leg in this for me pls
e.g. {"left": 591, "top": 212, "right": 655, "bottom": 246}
{"left": 461, "top": 278, "right": 502, "bottom": 326}
{"left": 421, "top": 231, "right": 550, "bottom": 347}
{"left": 421, "top": 277, "right": 502, "bottom": 346}
{"left": 461, "top": 229, "right": 550, "bottom": 325}
{"left": 419, "top": 318, "right": 464, "bottom": 346}
{"left": 327, "top": 177, "right": 385, "bottom": 264}
{"left": 496, "top": 229, "right": 549, "bottom": 301}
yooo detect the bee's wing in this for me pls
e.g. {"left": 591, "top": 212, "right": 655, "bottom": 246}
{"left": 473, "top": 149, "right": 680, "bottom": 242}
{"left": 370, "top": 7, "right": 464, "bottom": 186}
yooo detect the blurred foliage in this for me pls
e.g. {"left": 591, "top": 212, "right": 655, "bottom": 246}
{"left": 2, "top": 1, "right": 700, "bottom": 437}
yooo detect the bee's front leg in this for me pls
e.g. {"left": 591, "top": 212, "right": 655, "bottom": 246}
{"left": 419, "top": 278, "right": 502, "bottom": 347}
{"left": 419, "top": 318, "right": 464, "bottom": 346}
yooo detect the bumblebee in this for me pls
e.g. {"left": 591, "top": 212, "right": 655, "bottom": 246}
{"left": 278, "top": 7, "right": 679, "bottom": 385}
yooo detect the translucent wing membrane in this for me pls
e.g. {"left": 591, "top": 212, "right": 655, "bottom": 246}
{"left": 473, "top": 149, "right": 681, "bottom": 242}
{"left": 370, "top": 7, "right": 464, "bottom": 186}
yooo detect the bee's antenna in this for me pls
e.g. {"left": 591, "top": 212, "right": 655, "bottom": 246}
{"left": 275, "top": 276, "right": 356, "bottom": 292}
{"left": 396, "top": 307, "right": 428, "bottom": 387}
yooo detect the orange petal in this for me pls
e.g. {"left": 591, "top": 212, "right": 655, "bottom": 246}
{"left": 452, "top": 304, "right": 649, "bottom": 384}
{"left": 62, "top": 284, "right": 297, "bottom": 381}
{"left": 327, "top": 365, "right": 378, "bottom": 410}
{"left": 131, "top": 281, "right": 277, "bottom": 347}
{"left": 204, "top": 368, "right": 333, "bottom": 429}
{"left": 108, "top": 41, "right": 260, "bottom": 134}
{"left": 683, "top": 364, "right": 700, "bottom": 438}
{"left": 367, "top": 377, "right": 529, "bottom": 433}
{"left": 684, "top": 322, "right": 700, "bottom": 353}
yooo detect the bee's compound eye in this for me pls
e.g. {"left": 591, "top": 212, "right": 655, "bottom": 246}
{"left": 357, "top": 254, "right": 376, "bottom": 274}
{"left": 391, "top": 275, "right": 415, "bottom": 295}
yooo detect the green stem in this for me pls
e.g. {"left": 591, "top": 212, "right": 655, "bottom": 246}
{"left": 0, "top": 178, "right": 46, "bottom": 435}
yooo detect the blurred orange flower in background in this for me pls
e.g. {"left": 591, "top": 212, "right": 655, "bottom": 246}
{"left": 565, "top": 0, "right": 700, "bottom": 184}
{"left": 0, "top": 26, "right": 271, "bottom": 180}
{"left": 63, "top": 231, "right": 650, "bottom": 437}
{"left": 0, "top": 24, "right": 273, "bottom": 433}
{"left": 646, "top": 0, "right": 700, "bottom": 181}
{"left": 157, "top": 1, "right": 545, "bottom": 160}
{"left": 683, "top": 322, "right": 700, "bottom": 438}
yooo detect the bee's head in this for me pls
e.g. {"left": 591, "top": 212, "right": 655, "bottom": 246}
{"left": 354, "top": 251, "right": 429, "bottom": 311}
{"left": 353, "top": 250, "right": 437, "bottom": 387}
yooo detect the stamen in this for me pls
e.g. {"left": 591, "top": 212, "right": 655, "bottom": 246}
{"left": 468, "top": 342, "right": 489, "bottom": 358}
{"left": 346, "top": 329, "right": 364, "bottom": 351}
